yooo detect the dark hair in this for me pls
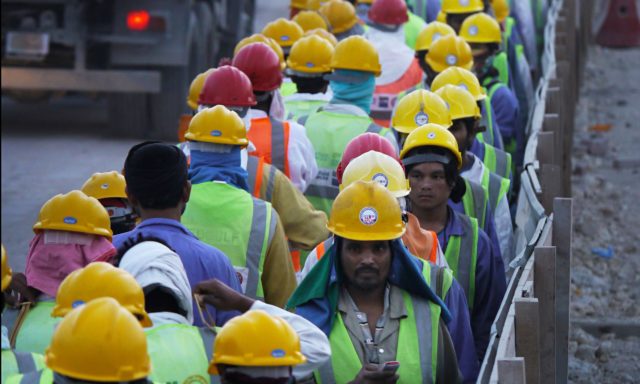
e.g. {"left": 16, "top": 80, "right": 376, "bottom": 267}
{"left": 290, "top": 75, "right": 328, "bottom": 94}
{"left": 403, "top": 146, "right": 466, "bottom": 203}
{"left": 123, "top": 141, "right": 188, "bottom": 210}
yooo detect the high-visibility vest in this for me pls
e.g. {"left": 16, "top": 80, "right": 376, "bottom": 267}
{"left": 403, "top": 12, "right": 427, "bottom": 49}
{"left": 481, "top": 162, "right": 512, "bottom": 212}
{"left": 285, "top": 98, "right": 329, "bottom": 122}
{"left": 2, "top": 301, "right": 60, "bottom": 355}
{"left": 280, "top": 79, "right": 298, "bottom": 98}
{"left": 1, "top": 349, "right": 46, "bottom": 383}
{"left": 300, "top": 110, "right": 391, "bottom": 216}
{"left": 477, "top": 97, "right": 504, "bottom": 150}
{"left": 248, "top": 117, "right": 291, "bottom": 178}
{"left": 491, "top": 51, "right": 510, "bottom": 90}
{"left": 461, "top": 178, "right": 489, "bottom": 230}
{"left": 443, "top": 213, "right": 479, "bottom": 309}
{"left": 486, "top": 81, "right": 519, "bottom": 157}
{"left": 476, "top": 141, "right": 512, "bottom": 180}
{"left": 4, "top": 368, "right": 53, "bottom": 384}
{"left": 371, "top": 59, "right": 423, "bottom": 127}
{"left": 315, "top": 260, "right": 448, "bottom": 383}
{"left": 145, "top": 324, "right": 220, "bottom": 384}
{"left": 182, "top": 182, "right": 275, "bottom": 300}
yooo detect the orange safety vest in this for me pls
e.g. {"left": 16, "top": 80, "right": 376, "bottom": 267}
{"left": 248, "top": 117, "right": 291, "bottom": 178}
{"left": 370, "top": 58, "right": 424, "bottom": 127}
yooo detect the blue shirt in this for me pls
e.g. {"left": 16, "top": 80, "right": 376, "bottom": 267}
{"left": 114, "top": 218, "right": 242, "bottom": 326}
{"left": 449, "top": 199, "right": 503, "bottom": 268}
{"left": 469, "top": 140, "right": 514, "bottom": 184}
{"left": 490, "top": 84, "right": 520, "bottom": 144}
{"left": 437, "top": 208, "right": 507, "bottom": 362}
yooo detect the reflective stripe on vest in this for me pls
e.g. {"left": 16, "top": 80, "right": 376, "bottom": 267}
{"left": 483, "top": 142, "right": 512, "bottom": 179}
{"left": 248, "top": 117, "right": 291, "bottom": 177}
{"left": 371, "top": 60, "right": 424, "bottom": 126}
{"left": 478, "top": 99, "right": 496, "bottom": 148}
{"left": 246, "top": 155, "right": 264, "bottom": 199}
{"left": 315, "top": 237, "right": 334, "bottom": 261}
{"left": 316, "top": 288, "right": 440, "bottom": 383}
{"left": 10, "top": 302, "right": 59, "bottom": 355}
{"left": 2, "top": 350, "right": 45, "bottom": 383}
{"left": 444, "top": 214, "right": 479, "bottom": 309}
{"left": 461, "top": 179, "right": 488, "bottom": 229}
{"left": 491, "top": 52, "right": 510, "bottom": 87}
{"left": 482, "top": 170, "right": 511, "bottom": 212}
{"left": 183, "top": 182, "right": 273, "bottom": 299}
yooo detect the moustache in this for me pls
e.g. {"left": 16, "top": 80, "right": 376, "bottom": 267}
{"left": 355, "top": 266, "right": 379, "bottom": 276}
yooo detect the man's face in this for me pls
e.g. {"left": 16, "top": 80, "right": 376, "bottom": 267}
{"left": 340, "top": 239, "right": 392, "bottom": 291}
{"left": 449, "top": 120, "right": 469, "bottom": 153}
{"left": 408, "top": 162, "right": 453, "bottom": 210}
{"left": 470, "top": 43, "right": 491, "bottom": 73}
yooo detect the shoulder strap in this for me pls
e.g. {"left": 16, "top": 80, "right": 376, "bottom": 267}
{"left": 14, "top": 351, "right": 37, "bottom": 373}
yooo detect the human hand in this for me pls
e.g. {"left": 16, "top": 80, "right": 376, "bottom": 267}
{"left": 348, "top": 364, "right": 399, "bottom": 384}
{"left": 193, "top": 278, "right": 254, "bottom": 312}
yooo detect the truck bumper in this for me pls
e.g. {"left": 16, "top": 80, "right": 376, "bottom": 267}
{"left": 1, "top": 68, "right": 161, "bottom": 93}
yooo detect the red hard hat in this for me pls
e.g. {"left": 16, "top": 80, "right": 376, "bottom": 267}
{"left": 336, "top": 133, "right": 401, "bottom": 184}
{"left": 368, "top": 0, "right": 409, "bottom": 25}
{"left": 198, "top": 65, "right": 257, "bottom": 107}
{"left": 232, "top": 42, "right": 283, "bottom": 92}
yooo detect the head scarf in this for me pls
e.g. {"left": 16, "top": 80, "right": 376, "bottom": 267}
{"left": 188, "top": 144, "right": 250, "bottom": 192}
{"left": 329, "top": 69, "right": 376, "bottom": 113}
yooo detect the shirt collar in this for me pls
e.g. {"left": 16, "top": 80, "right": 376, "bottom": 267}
{"left": 444, "top": 206, "right": 466, "bottom": 237}
{"left": 337, "top": 284, "right": 407, "bottom": 320}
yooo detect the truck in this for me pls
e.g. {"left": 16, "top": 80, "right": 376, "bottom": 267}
{"left": 1, "top": 0, "right": 255, "bottom": 139}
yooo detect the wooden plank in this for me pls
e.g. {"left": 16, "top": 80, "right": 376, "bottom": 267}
{"left": 515, "top": 298, "right": 541, "bottom": 384}
{"left": 553, "top": 198, "right": 573, "bottom": 384}
{"left": 534, "top": 246, "right": 557, "bottom": 384}
{"left": 538, "top": 130, "right": 556, "bottom": 166}
{"left": 538, "top": 164, "right": 562, "bottom": 214}
{"left": 541, "top": 116, "right": 561, "bottom": 166}
{"left": 497, "top": 358, "right": 526, "bottom": 384}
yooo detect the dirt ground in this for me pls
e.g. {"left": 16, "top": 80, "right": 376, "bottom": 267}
{"left": 568, "top": 44, "right": 640, "bottom": 383}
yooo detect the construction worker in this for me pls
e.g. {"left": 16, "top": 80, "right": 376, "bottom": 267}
{"left": 319, "top": 0, "right": 364, "bottom": 41}
{"left": 81, "top": 171, "right": 138, "bottom": 235}
{"left": 113, "top": 141, "right": 242, "bottom": 327}
{"left": 304, "top": 27, "right": 338, "bottom": 46}
{"left": 431, "top": 66, "right": 504, "bottom": 150}
{"left": 356, "top": 0, "right": 427, "bottom": 50}
{"left": 233, "top": 34, "right": 286, "bottom": 72}
{"left": 194, "top": 66, "right": 329, "bottom": 272}
{"left": 284, "top": 35, "right": 334, "bottom": 121}
{"left": 1, "top": 245, "right": 46, "bottom": 382}
{"left": 288, "top": 182, "right": 473, "bottom": 382}
{"left": 262, "top": 18, "right": 305, "bottom": 58}
{"left": 414, "top": 21, "right": 457, "bottom": 84}
{"left": 5, "top": 297, "right": 152, "bottom": 384}
{"left": 399, "top": 124, "right": 507, "bottom": 361}
{"left": 390, "top": 88, "right": 453, "bottom": 147}
{"left": 300, "top": 35, "right": 396, "bottom": 216}
{"left": 364, "top": 0, "right": 424, "bottom": 127}
{"left": 440, "top": 0, "right": 484, "bottom": 33}
{"left": 2, "top": 190, "right": 116, "bottom": 354}
{"left": 459, "top": 13, "right": 521, "bottom": 160}
{"left": 181, "top": 105, "right": 296, "bottom": 308}
{"left": 292, "top": 10, "right": 330, "bottom": 32}
{"left": 232, "top": 43, "right": 319, "bottom": 192}
{"left": 421, "top": 34, "right": 474, "bottom": 88}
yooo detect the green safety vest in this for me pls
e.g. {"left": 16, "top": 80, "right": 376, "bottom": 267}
{"left": 300, "top": 110, "right": 392, "bottom": 216}
{"left": 3, "top": 302, "right": 60, "bottom": 355}
{"left": 444, "top": 214, "right": 479, "bottom": 309}
{"left": 461, "top": 178, "right": 489, "bottom": 230}
{"left": 284, "top": 98, "right": 328, "bottom": 122}
{"left": 481, "top": 169, "right": 511, "bottom": 217}
{"left": 480, "top": 141, "right": 512, "bottom": 180}
{"left": 1, "top": 349, "right": 46, "bottom": 383}
{"left": 477, "top": 97, "right": 504, "bottom": 150}
{"left": 146, "top": 324, "right": 220, "bottom": 384}
{"left": 182, "top": 182, "right": 275, "bottom": 300}
{"left": 280, "top": 80, "right": 298, "bottom": 98}
{"left": 5, "top": 368, "right": 53, "bottom": 384}
{"left": 491, "top": 51, "right": 510, "bottom": 89}
{"left": 403, "top": 11, "right": 426, "bottom": 49}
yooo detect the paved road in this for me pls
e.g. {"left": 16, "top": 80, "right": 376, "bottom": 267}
{"left": 0, "top": 0, "right": 288, "bottom": 271}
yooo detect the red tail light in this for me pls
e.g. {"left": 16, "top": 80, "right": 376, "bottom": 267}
{"left": 127, "top": 10, "right": 150, "bottom": 31}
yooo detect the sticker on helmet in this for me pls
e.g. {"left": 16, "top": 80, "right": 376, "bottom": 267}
{"left": 432, "top": 32, "right": 442, "bottom": 42}
{"left": 72, "top": 300, "right": 85, "bottom": 308}
{"left": 271, "top": 349, "right": 286, "bottom": 358}
{"left": 281, "top": 35, "right": 290, "bottom": 41}
{"left": 446, "top": 54, "right": 458, "bottom": 66}
{"left": 458, "top": 83, "right": 469, "bottom": 91}
{"left": 100, "top": 183, "right": 109, "bottom": 190}
{"left": 64, "top": 216, "right": 78, "bottom": 225}
{"left": 468, "top": 25, "right": 479, "bottom": 36}
{"left": 306, "top": 61, "right": 315, "bottom": 68}
{"left": 359, "top": 207, "right": 378, "bottom": 226}
{"left": 459, "top": 0, "right": 470, "bottom": 6}
{"left": 210, "top": 130, "right": 222, "bottom": 137}
{"left": 415, "top": 112, "right": 429, "bottom": 126}
{"left": 372, "top": 173, "right": 389, "bottom": 187}
{"left": 427, "top": 132, "right": 437, "bottom": 139}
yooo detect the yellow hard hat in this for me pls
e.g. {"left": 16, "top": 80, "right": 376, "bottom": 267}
{"left": 209, "top": 309, "right": 306, "bottom": 374}
{"left": 441, "top": 0, "right": 484, "bottom": 14}
{"left": 234, "top": 34, "right": 286, "bottom": 70}
{"left": 327, "top": 181, "right": 405, "bottom": 241}
{"left": 331, "top": 35, "right": 381, "bottom": 75}
{"left": 262, "top": 18, "right": 305, "bottom": 48}
{"left": 436, "top": 10, "right": 446, "bottom": 23}
{"left": 186, "top": 69, "right": 215, "bottom": 111}
{"left": 52, "top": 262, "right": 152, "bottom": 327}
{"left": 491, "top": 0, "right": 510, "bottom": 23}
{"left": 306, "top": 0, "right": 330, "bottom": 11}
{"left": 426, "top": 34, "right": 474, "bottom": 73}
{"left": 45, "top": 297, "right": 150, "bottom": 382}
{"left": 319, "top": 0, "right": 358, "bottom": 34}
{"left": 286, "top": 35, "right": 335, "bottom": 74}
{"left": 431, "top": 67, "right": 487, "bottom": 101}
{"left": 415, "top": 22, "right": 457, "bottom": 52}
{"left": 81, "top": 171, "right": 127, "bottom": 201}
{"left": 459, "top": 13, "right": 502, "bottom": 44}
{"left": 391, "top": 89, "right": 452, "bottom": 133}
{"left": 304, "top": 27, "right": 338, "bottom": 46}
{"left": 435, "top": 84, "right": 481, "bottom": 120}
{"left": 185, "top": 105, "right": 248, "bottom": 147}
{"left": 33, "top": 190, "right": 112, "bottom": 241}
{"left": 340, "top": 151, "right": 410, "bottom": 197}
{"left": 292, "top": 10, "right": 329, "bottom": 31}
{"left": 1, "top": 245, "right": 12, "bottom": 292}
{"left": 399, "top": 124, "right": 463, "bottom": 168}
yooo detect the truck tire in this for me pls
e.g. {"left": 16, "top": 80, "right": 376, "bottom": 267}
{"left": 107, "top": 93, "right": 149, "bottom": 138}
{"left": 148, "top": 11, "right": 203, "bottom": 141}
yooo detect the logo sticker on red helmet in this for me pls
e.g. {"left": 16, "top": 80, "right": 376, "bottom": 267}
{"left": 359, "top": 207, "right": 378, "bottom": 226}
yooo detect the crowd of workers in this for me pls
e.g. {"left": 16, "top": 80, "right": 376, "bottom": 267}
{"left": 1, "top": 0, "right": 548, "bottom": 382}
